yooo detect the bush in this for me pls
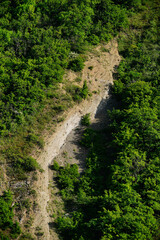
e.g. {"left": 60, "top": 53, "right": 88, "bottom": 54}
{"left": 112, "top": 80, "right": 124, "bottom": 99}
{"left": 88, "top": 66, "right": 93, "bottom": 70}
{"left": 11, "top": 222, "right": 21, "bottom": 238}
{"left": 55, "top": 164, "right": 80, "bottom": 199}
{"left": 0, "top": 232, "right": 10, "bottom": 240}
{"left": 26, "top": 133, "right": 44, "bottom": 149}
{"left": 67, "top": 57, "right": 85, "bottom": 72}
{"left": 80, "top": 128, "right": 96, "bottom": 147}
{"left": 81, "top": 113, "right": 91, "bottom": 126}
{"left": 52, "top": 161, "right": 60, "bottom": 171}
{"left": 80, "top": 80, "right": 89, "bottom": 99}
{"left": 15, "top": 156, "right": 40, "bottom": 172}
{"left": 0, "top": 191, "right": 21, "bottom": 239}
{"left": 67, "top": 81, "right": 89, "bottom": 102}
{"left": 23, "top": 157, "right": 40, "bottom": 171}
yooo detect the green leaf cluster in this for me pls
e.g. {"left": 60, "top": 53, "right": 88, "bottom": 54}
{"left": 53, "top": 1, "right": 160, "bottom": 239}
{"left": 0, "top": 191, "right": 21, "bottom": 239}
{"left": 81, "top": 113, "right": 91, "bottom": 126}
{"left": 0, "top": 0, "right": 127, "bottom": 136}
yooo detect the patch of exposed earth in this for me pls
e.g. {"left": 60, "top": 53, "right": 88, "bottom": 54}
{"left": 30, "top": 39, "right": 121, "bottom": 240}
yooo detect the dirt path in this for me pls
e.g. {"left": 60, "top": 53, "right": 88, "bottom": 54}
{"left": 31, "top": 39, "right": 121, "bottom": 240}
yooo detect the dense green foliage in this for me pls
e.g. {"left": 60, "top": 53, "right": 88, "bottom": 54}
{"left": 54, "top": 1, "right": 160, "bottom": 239}
{"left": 0, "top": 191, "right": 21, "bottom": 239}
{"left": 81, "top": 113, "right": 91, "bottom": 126}
{"left": 1, "top": 0, "right": 159, "bottom": 239}
{"left": 0, "top": 0, "right": 127, "bottom": 136}
{"left": 0, "top": 0, "right": 128, "bottom": 183}
{"left": 0, "top": 0, "right": 128, "bottom": 238}
{"left": 67, "top": 57, "right": 85, "bottom": 72}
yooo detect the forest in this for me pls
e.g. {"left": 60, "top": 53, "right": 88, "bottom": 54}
{"left": 0, "top": 0, "right": 160, "bottom": 239}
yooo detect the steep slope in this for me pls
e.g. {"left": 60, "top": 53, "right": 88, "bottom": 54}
{"left": 31, "top": 39, "right": 121, "bottom": 239}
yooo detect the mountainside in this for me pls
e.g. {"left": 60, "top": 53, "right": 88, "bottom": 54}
{"left": 0, "top": 0, "right": 160, "bottom": 240}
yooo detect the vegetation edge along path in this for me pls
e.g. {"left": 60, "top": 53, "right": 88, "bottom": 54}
{"left": 30, "top": 40, "right": 121, "bottom": 240}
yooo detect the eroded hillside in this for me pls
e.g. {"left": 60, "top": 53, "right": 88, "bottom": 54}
{"left": 30, "top": 39, "right": 120, "bottom": 240}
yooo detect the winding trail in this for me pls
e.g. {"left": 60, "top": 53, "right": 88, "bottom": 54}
{"left": 31, "top": 40, "right": 121, "bottom": 240}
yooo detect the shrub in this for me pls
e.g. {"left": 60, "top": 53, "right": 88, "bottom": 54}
{"left": 67, "top": 57, "right": 85, "bottom": 72}
{"left": 88, "top": 66, "right": 93, "bottom": 70}
{"left": 67, "top": 81, "right": 89, "bottom": 102}
{"left": 52, "top": 161, "right": 60, "bottom": 171}
{"left": 0, "top": 191, "right": 21, "bottom": 239}
{"left": 10, "top": 222, "right": 21, "bottom": 238}
{"left": 112, "top": 80, "right": 124, "bottom": 99}
{"left": 81, "top": 113, "right": 91, "bottom": 126}
{"left": 23, "top": 157, "right": 40, "bottom": 171}
{"left": 80, "top": 128, "right": 96, "bottom": 147}
{"left": 80, "top": 80, "right": 89, "bottom": 99}
{"left": 0, "top": 232, "right": 10, "bottom": 240}
{"left": 15, "top": 157, "right": 40, "bottom": 172}
{"left": 67, "top": 85, "right": 83, "bottom": 102}
{"left": 55, "top": 164, "right": 80, "bottom": 199}
{"left": 26, "top": 133, "right": 44, "bottom": 149}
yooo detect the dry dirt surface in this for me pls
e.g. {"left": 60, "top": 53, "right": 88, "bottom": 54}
{"left": 31, "top": 39, "right": 121, "bottom": 240}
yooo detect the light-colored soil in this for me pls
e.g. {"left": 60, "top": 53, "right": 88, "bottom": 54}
{"left": 31, "top": 39, "right": 121, "bottom": 240}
